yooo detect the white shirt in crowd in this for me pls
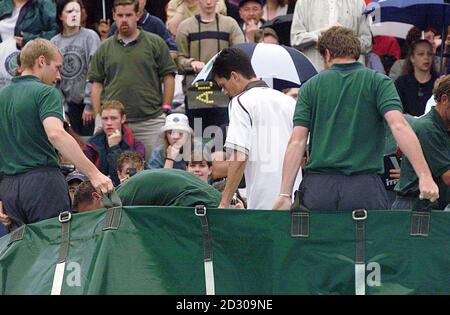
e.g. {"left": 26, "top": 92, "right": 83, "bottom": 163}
{"left": 0, "top": 38, "right": 20, "bottom": 90}
{"left": 225, "top": 84, "right": 302, "bottom": 210}
{"left": 0, "top": 7, "right": 20, "bottom": 41}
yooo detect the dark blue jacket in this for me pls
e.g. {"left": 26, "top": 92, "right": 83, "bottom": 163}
{"left": 109, "top": 10, "right": 177, "bottom": 52}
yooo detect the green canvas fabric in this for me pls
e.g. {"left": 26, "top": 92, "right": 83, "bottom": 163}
{"left": 0, "top": 207, "right": 449, "bottom": 294}
{"left": 116, "top": 169, "right": 221, "bottom": 208}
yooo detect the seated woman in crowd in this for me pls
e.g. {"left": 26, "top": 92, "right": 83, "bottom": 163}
{"left": 395, "top": 39, "right": 439, "bottom": 117}
{"left": 146, "top": 113, "right": 193, "bottom": 170}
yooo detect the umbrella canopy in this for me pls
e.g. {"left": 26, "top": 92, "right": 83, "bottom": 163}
{"left": 192, "top": 43, "right": 318, "bottom": 91}
{"left": 260, "top": 14, "right": 293, "bottom": 46}
{"left": 366, "top": 0, "right": 450, "bottom": 36}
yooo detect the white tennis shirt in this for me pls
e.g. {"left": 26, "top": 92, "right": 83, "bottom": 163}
{"left": 225, "top": 84, "right": 303, "bottom": 210}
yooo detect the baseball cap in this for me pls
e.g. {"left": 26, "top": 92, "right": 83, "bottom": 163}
{"left": 239, "top": 0, "right": 263, "bottom": 7}
{"left": 160, "top": 113, "right": 193, "bottom": 137}
{"left": 66, "top": 171, "right": 87, "bottom": 184}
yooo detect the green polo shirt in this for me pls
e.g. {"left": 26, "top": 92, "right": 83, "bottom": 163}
{"left": 395, "top": 107, "right": 450, "bottom": 208}
{"left": 294, "top": 62, "right": 403, "bottom": 175}
{"left": 117, "top": 169, "right": 221, "bottom": 208}
{"left": 0, "top": 75, "right": 63, "bottom": 175}
{"left": 88, "top": 30, "right": 177, "bottom": 122}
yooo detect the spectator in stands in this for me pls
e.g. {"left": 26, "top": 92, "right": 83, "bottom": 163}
{"left": 272, "top": 26, "right": 439, "bottom": 212}
{"left": 254, "top": 27, "right": 279, "bottom": 44}
{"left": 0, "top": 0, "right": 58, "bottom": 89}
{"left": 66, "top": 170, "right": 87, "bottom": 203}
{"left": 176, "top": 0, "right": 244, "bottom": 74}
{"left": 390, "top": 27, "right": 442, "bottom": 81}
{"left": 290, "top": 0, "right": 371, "bottom": 72}
{"left": 117, "top": 150, "right": 145, "bottom": 184}
{"left": 166, "top": 0, "right": 227, "bottom": 38}
{"left": 186, "top": 152, "right": 213, "bottom": 182}
{"left": 0, "top": 0, "right": 58, "bottom": 48}
{"left": 393, "top": 75, "right": 450, "bottom": 210}
{"left": 84, "top": 100, "right": 145, "bottom": 187}
{"left": 238, "top": 0, "right": 265, "bottom": 43}
{"left": 395, "top": 39, "right": 439, "bottom": 117}
{"left": 88, "top": 0, "right": 177, "bottom": 160}
{"left": 176, "top": 0, "right": 244, "bottom": 132}
{"left": 52, "top": 0, "right": 101, "bottom": 136}
{"left": 211, "top": 47, "right": 302, "bottom": 210}
{"left": 109, "top": 0, "right": 178, "bottom": 59}
{"left": 0, "top": 38, "right": 112, "bottom": 232}
{"left": 262, "top": 0, "right": 287, "bottom": 22}
{"left": 146, "top": 113, "right": 192, "bottom": 170}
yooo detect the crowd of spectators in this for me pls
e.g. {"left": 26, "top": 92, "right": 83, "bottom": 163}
{"left": 0, "top": 0, "right": 449, "bottom": 238}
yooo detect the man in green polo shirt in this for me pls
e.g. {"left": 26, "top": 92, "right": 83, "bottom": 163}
{"left": 393, "top": 75, "right": 450, "bottom": 210}
{"left": 89, "top": 0, "right": 177, "bottom": 160}
{"left": 0, "top": 38, "right": 112, "bottom": 232}
{"left": 273, "top": 26, "right": 439, "bottom": 211}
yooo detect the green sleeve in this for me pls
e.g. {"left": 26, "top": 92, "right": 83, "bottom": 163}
{"left": 376, "top": 74, "right": 403, "bottom": 116}
{"left": 416, "top": 128, "right": 450, "bottom": 178}
{"left": 156, "top": 37, "right": 177, "bottom": 77}
{"left": 293, "top": 81, "right": 312, "bottom": 129}
{"left": 38, "top": 87, "right": 64, "bottom": 122}
{"left": 87, "top": 45, "right": 106, "bottom": 82}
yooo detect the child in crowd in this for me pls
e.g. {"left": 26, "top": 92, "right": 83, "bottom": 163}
{"left": 146, "top": 113, "right": 193, "bottom": 170}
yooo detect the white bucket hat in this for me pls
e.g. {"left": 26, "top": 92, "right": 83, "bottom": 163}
{"left": 160, "top": 113, "right": 193, "bottom": 137}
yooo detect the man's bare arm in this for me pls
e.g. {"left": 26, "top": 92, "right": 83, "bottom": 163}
{"left": 91, "top": 81, "right": 103, "bottom": 117}
{"left": 162, "top": 74, "right": 175, "bottom": 107}
{"left": 219, "top": 149, "right": 247, "bottom": 208}
{"left": 43, "top": 117, "right": 113, "bottom": 194}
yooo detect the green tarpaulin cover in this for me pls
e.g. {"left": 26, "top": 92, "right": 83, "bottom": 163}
{"left": 0, "top": 206, "right": 449, "bottom": 295}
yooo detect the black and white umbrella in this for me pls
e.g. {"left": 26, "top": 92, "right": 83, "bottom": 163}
{"left": 193, "top": 43, "right": 318, "bottom": 91}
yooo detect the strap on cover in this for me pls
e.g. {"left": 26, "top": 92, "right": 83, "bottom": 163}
{"left": 410, "top": 199, "right": 432, "bottom": 237}
{"left": 51, "top": 211, "right": 73, "bottom": 295}
{"left": 290, "top": 189, "right": 310, "bottom": 238}
{"left": 195, "top": 205, "right": 215, "bottom": 295}
{"left": 353, "top": 209, "right": 367, "bottom": 296}
{"left": 102, "top": 190, "right": 123, "bottom": 231}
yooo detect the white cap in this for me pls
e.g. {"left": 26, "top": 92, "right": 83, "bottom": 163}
{"left": 160, "top": 113, "right": 193, "bottom": 137}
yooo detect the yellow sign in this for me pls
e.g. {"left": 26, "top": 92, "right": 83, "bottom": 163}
{"left": 195, "top": 91, "right": 214, "bottom": 104}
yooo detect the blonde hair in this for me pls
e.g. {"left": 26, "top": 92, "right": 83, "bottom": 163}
{"left": 20, "top": 38, "right": 61, "bottom": 69}
{"left": 100, "top": 100, "right": 126, "bottom": 116}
